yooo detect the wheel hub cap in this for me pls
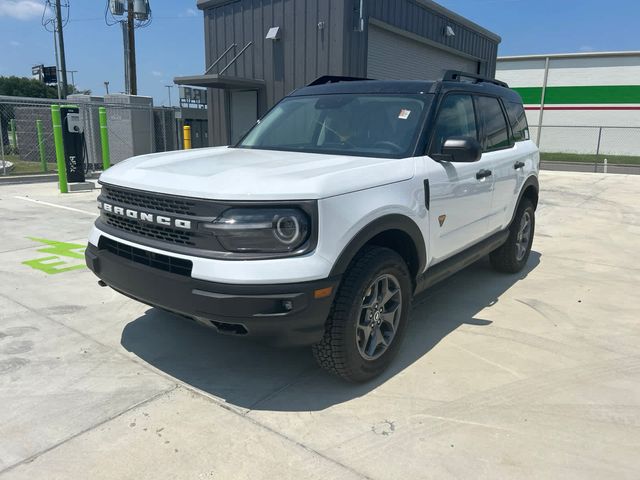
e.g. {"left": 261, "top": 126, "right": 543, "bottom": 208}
{"left": 357, "top": 274, "right": 402, "bottom": 361}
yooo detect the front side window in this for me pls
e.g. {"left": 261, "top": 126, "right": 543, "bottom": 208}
{"left": 475, "top": 96, "right": 511, "bottom": 151}
{"left": 430, "top": 94, "right": 477, "bottom": 154}
{"left": 237, "top": 94, "right": 430, "bottom": 158}
{"left": 505, "top": 101, "right": 530, "bottom": 142}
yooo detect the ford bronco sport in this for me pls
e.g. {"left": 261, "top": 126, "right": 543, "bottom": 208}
{"left": 86, "top": 71, "right": 539, "bottom": 382}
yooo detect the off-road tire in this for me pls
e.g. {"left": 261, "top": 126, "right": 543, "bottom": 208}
{"left": 490, "top": 198, "right": 535, "bottom": 273}
{"left": 312, "top": 246, "right": 412, "bottom": 382}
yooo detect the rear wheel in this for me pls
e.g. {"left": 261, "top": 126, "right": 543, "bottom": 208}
{"left": 490, "top": 198, "right": 535, "bottom": 273}
{"left": 312, "top": 246, "right": 412, "bottom": 382}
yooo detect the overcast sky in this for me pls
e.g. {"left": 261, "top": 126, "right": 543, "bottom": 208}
{"left": 0, "top": 0, "right": 638, "bottom": 104}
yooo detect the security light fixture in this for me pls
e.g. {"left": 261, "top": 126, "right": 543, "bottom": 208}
{"left": 266, "top": 26, "right": 281, "bottom": 40}
{"left": 445, "top": 25, "right": 455, "bottom": 37}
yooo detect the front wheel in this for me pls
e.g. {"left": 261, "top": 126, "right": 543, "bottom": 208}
{"left": 312, "top": 246, "right": 412, "bottom": 382}
{"left": 490, "top": 198, "right": 535, "bottom": 273}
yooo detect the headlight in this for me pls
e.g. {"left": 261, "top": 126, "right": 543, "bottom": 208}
{"left": 208, "top": 208, "right": 310, "bottom": 253}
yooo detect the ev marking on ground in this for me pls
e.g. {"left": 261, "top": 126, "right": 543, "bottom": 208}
{"left": 22, "top": 237, "right": 87, "bottom": 274}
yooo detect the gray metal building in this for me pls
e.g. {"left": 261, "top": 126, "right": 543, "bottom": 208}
{"left": 176, "top": 0, "right": 500, "bottom": 146}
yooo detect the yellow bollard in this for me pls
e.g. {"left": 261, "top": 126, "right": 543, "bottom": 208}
{"left": 183, "top": 125, "right": 192, "bottom": 150}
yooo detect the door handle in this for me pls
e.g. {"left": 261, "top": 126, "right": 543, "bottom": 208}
{"left": 476, "top": 169, "right": 492, "bottom": 180}
{"left": 514, "top": 161, "right": 525, "bottom": 169}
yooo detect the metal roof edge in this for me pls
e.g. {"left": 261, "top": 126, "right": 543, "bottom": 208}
{"left": 197, "top": 0, "right": 502, "bottom": 44}
{"left": 196, "top": 0, "right": 236, "bottom": 10}
{"left": 498, "top": 51, "right": 640, "bottom": 61}
{"left": 416, "top": 0, "right": 501, "bottom": 43}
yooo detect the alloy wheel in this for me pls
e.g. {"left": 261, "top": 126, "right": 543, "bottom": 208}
{"left": 356, "top": 273, "right": 402, "bottom": 360}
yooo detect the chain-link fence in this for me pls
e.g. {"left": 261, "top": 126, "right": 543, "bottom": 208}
{"left": 532, "top": 125, "right": 640, "bottom": 172}
{"left": 0, "top": 95, "right": 181, "bottom": 177}
{"left": 3, "top": 95, "right": 639, "bottom": 177}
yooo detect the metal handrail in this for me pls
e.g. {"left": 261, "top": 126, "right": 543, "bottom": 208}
{"left": 218, "top": 42, "right": 254, "bottom": 76}
{"left": 204, "top": 43, "right": 237, "bottom": 75}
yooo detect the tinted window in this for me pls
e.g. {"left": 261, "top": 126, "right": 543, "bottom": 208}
{"left": 476, "top": 96, "right": 511, "bottom": 151}
{"left": 430, "top": 94, "right": 477, "bottom": 153}
{"left": 238, "top": 94, "right": 428, "bottom": 158}
{"left": 505, "top": 101, "right": 530, "bottom": 142}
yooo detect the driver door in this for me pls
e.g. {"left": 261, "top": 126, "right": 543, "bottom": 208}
{"left": 422, "top": 93, "right": 494, "bottom": 264}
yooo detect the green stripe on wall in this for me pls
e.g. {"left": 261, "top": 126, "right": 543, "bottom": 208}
{"left": 512, "top": 85, "right": 640, "bottom": 105}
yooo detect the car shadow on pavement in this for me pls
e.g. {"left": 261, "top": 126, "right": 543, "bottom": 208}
{"left": 121, "top": 252, "right": 540, "bottom": 411}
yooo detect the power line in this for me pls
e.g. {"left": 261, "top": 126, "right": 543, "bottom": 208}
{"left": 41, "top": 0, "right": 70, "bottom": 98}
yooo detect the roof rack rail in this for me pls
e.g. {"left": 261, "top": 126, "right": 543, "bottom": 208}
{"left": 442, "top": 70, "right": 509, "bottom": 88}
{"left": 307, "top": 75, "right": 371, "bottom": 87}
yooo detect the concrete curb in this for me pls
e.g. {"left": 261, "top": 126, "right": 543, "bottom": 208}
{"left": 0, "top": 172, "right": 101, "bottom": 186}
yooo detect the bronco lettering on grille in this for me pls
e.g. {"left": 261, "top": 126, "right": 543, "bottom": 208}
{"left": 98, "top": 201, "right": 193, "bottom": 230}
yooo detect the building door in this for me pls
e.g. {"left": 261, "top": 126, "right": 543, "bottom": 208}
{"left": 230, "top": 90, "right": 258, "bottom": 144}
{"left": 367, "top": 24, "right": 480, "bottom": 81}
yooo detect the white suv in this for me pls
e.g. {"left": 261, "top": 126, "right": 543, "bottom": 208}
{"left": 86, "top": 71, "right": 539, "bottom": 382}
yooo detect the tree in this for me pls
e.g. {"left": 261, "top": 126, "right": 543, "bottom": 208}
{"left": 0, "top": 76, "right": 91, "bottom": 98}
{"left": 0, "top": 76, "right": 58, "bottom": 98}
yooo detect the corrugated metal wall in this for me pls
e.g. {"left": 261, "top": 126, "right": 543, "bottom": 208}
{"left": 203, "top": 0, "right": 347, "bottom": 144}
{"left": 342, "top": 0, "right": 498, "bottom": 79}
{"left": 201, "top": 0, "right": 499, "bottom": 145}
{"left": 367, "top": 24, "right": 480, "bottom": 80}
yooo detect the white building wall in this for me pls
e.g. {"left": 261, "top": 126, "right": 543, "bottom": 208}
{"left": 496, "top": 53, "right": 640, "bottom": 156}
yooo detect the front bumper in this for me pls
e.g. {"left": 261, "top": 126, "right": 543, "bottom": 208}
{"left": 85, "top": 243, "right": 339, "bottom": 347}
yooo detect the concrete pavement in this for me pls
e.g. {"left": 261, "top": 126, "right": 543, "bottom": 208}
{"left": 0, "top": 171, "right": 639, "bottom": 479}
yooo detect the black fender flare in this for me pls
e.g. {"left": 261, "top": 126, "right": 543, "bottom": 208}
{"left": 329, "top": 214, "right": 427, "bottom": 277}
{"left": 509, "top": 175, "right": 539, "bottom": 226}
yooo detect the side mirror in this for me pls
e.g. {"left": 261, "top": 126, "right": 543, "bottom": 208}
{"left": 441, "top": 136, "right": 482, "bottom": 163}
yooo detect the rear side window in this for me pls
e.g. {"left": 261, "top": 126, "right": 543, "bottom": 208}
{"left": 505, "top": 101, "right": 530, "bottom": 142}
{"left": 430, "top": 94, "right": 477, "bottom": 154}
{"left": 475, "top": 96, "right": 511, "bottom": 152}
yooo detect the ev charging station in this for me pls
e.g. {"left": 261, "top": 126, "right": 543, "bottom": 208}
{"left": 60, "top": 106, "right": 86, "bottom": 183}
{"left": 51, "top": 103, "right": 95, "bottom": 193}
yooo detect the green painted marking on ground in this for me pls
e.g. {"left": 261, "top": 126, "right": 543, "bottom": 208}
{"left": 513, "top": 85, "right": 640, "bottom": 105}
{"left": 23, "top": 237, "right": 86, "bottom": 274}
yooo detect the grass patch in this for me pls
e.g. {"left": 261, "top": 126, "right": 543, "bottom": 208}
{"left": 541, "top": 152, "right": 640, "bottom": 165}
{"left": 1, "top": 155, "right": 57, "bottom": 175}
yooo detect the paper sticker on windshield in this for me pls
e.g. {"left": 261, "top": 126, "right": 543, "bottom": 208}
{"left": 398, "top": 109, "right": 411, "bottom": 120}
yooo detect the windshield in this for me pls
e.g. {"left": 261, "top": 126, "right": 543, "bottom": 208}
{"left": 236, "top": 93, "right": 431, "bottom": 158}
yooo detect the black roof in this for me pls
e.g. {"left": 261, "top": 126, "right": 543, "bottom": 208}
{"left": 291, "top": 75, "right": 523, "bottom": 104}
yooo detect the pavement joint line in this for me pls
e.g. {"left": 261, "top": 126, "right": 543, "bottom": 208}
{"left": 0, "top": 386, "right": 178, "bottom": 477}
{"left": 235, "top": 406, "right": 374, "bottom": 480}
{"left": 245, "top": 365, "right": 319, "bottom": 412}
{"left": 0, "top": 292, "right": 373, "bottom": 479}
{"left": 13, "top": 196, "right": 98, "bottom": 217}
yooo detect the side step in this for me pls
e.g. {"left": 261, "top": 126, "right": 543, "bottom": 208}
{"left": 415, "top": 229, "right": 509, "bottom": 294}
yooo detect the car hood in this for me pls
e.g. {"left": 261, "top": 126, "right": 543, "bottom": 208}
{"left": 98, "top": 146, "right": 415, "bottom": 200}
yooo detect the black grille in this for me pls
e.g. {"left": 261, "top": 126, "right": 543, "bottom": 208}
{"left": 102, "top": 185, "right": 198, "bottom": 216}
{"left": 103, "top": 212, "right": 196, "bottom": 246}
{"left": 99, "top": 236, "right": 192, "bottom": 276}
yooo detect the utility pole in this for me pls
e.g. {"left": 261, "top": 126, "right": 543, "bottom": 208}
{"left": 165, "top": 85, "right": 173, "bottom": 107}
{"left": 127, "top": 0, "right": 137, "bottom": 95}
{"left": 104, "top": 81, "right": 110, "bottom": 94}
{"left": 106, "top": 0, "right": 150, "bottom": 95}
{"left": 52, "top": 29, "right": 62, "bottom": 99}
{"left": 54, "top": 0, "right": 68, "bottom": 98}
{"left": 122, "top": 21, "right": 130, "bottom": 93}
